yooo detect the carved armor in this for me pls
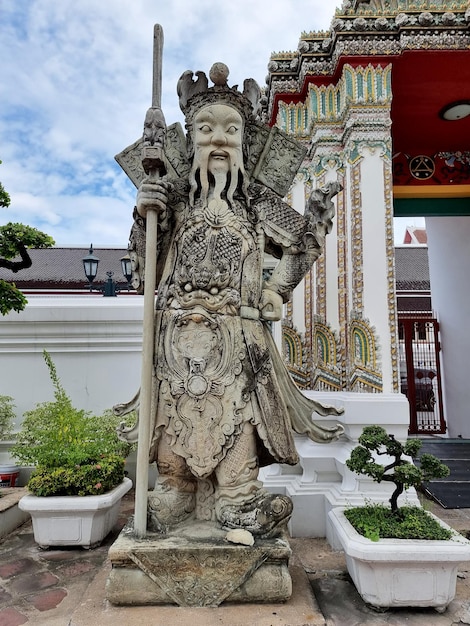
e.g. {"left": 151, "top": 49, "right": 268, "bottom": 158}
{"left": 125, "top": 181, "right": 342, "bottom": 480}
{"left": 149, "top": 186, "right": 290, "bottom": 473}
{"left": 115, "top": 65, "right": 344, "bottom": 536}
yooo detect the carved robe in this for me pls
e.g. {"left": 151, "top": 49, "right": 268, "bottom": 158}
{"left": 129, "top": 179, "right": 342, "bottom": 480}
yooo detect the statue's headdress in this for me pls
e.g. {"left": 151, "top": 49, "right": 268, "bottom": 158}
{"left": 177, "top": 63, "right": 261, "bottom": 125}
{"left": 116, "top": 62, "right": 307, "bottom": 200}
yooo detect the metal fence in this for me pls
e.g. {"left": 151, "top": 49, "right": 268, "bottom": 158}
{"left": 398, "top": 317, "right": 446, "bottom": 435}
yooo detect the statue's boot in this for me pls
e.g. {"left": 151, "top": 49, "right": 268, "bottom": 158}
{"left": 216, "top": 490, "right": 293, "bottom": 539}
{"left": 147, "top": 477, "right": 196, "bottom": 533}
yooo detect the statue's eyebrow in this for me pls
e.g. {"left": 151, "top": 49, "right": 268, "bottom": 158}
{"left": 196, "top": 109, "right": 242, "bottom": 126}
{"left": 196, "top": 110, "right": 216, "bottom": 124}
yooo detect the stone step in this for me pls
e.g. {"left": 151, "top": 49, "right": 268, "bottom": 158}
{"left": 0, "top": 487, "right": 30, "bottom": 541}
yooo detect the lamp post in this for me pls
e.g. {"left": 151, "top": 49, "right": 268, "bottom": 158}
{"left": 82, "top": 244, "right": 132, "bottom": 296}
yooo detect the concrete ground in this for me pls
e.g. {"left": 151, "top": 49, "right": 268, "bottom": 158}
{"left": 1, "top": 490, "right": 470, "bottom": 626}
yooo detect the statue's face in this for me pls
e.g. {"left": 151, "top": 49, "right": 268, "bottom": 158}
{"left": 193, "top": 104, "right": 243, "bottom": 175}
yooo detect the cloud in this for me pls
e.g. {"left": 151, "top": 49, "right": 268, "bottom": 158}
{"left": 1, "top": 0, "right": 338, "bottom": 245}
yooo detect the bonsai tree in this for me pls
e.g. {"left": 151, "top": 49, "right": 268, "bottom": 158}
{"left": 345, "top": 425, "right": 451, "bottom": 540}
{"left": 10, "top": 350, "right": 135, "bottom": 497}
{"left": 0, "top": 160, "right": 54, "bottom": 315}
{"left": 347, "top": 425, "right": 450, "bottom": 514}
{"left": 0, "top": 395, "right": 15, "bottom": 440}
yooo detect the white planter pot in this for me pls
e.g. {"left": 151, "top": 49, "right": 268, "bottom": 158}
{"left": 328, "top": 506, "right": 470, "bottom": 612}
{"left": 19, "top": 477, "right": 132, "bottom": 549}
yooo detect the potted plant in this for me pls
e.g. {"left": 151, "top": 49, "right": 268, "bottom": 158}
{"left": 11, "top": 350, "right": 133, "bottom": 548}
{"left": 328, "top": 425, "right": 470, "bottom": 612}
{"left": 0, "top": 394, "right": 20, "bottom": 487}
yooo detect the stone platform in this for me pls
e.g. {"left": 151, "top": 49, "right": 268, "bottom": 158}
{"left": 106, "top": 518, "right": 292, "bottom": 607}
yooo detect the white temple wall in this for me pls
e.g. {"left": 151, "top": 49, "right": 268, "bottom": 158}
{"left": 0, "top": 296, "right": 143, "bottom": 432}
{"left": 290, "top": 176, "right": 306, "bottom": 212}
{"left": 291, "top": 277, "right": 306, "bottom": 333}
{"left": 426, "top": 216, "right": 470, "bottom": 438}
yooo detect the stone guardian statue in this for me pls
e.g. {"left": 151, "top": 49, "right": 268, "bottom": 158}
{"left": 115, "top": 60, "right": 344, "bottom": 540}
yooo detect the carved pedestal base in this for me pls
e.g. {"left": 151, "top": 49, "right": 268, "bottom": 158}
{"left": 106, "top": 519, "right": 292, "bottom": 607}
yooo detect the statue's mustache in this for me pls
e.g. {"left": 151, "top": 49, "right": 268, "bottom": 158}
{"left": 189, "top": 145, "right": 247, "bottom": 207}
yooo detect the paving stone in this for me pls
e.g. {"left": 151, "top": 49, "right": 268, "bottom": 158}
{"left": 10, "top": 572, "right": 59, "bottom": 595}
{"left": 0, "top": 587, "right": 12, "bottom": 603}
{"left": 31, "top": 588, "right": 68, "bottom": 612}
{"left": 311, "top": 577, "right": 463, "bottom": 626}
{"left": 0, "top": 607, "right": 29, "bottom": 626}
{"left": 291, "top": 537, "right": 347, "bottom": 574}
{"left": 39, "top": 550, "right": 84, "bottom": 562}
{"left": 0, "top": 559, "right": 38, "bottom": 580}
{"left": 0, "top": 539, "right": 27, "bottom": 561}
{"left": 56, "top": 561, "right": 96, "bottom": 578}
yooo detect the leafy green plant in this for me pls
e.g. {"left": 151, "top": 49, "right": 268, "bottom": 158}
{"left": 0, "top": 159, "right": 55, "bottom": 315}
{"left": 26, "top": 454, "right": 126, "bottom": 497}
{"left": 344, "top": 425, "right": 451, "bottom": 541}
{"left": 0, "top": 395, "right": 15, "bottom": 440}
{"left": 10, "top": 350, "right": 133, "bottom": 496}
{"left": 345, "top": 503, "right": 452, "bottom": 541}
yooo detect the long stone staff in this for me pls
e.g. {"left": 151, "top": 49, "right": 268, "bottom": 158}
{"left": 134, "top": 24, "right": 166, "bottom": 538}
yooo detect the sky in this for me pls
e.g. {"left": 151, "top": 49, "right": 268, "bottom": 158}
{"left": 0, "top": 0, "right": 419, "bottom": 248}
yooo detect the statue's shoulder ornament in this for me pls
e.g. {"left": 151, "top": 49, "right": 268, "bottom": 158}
{"left": 249, "top": 183, "right": 306, "bottom": 250}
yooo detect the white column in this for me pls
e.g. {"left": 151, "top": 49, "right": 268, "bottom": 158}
{"left": 426, "top": 216, "right": 470, "bottom": 438}
{"left": 356, "top": 148, "right": 395, "bottom": 392}
{"left": 290, "top": 177, "right": 307, "bottom": 333}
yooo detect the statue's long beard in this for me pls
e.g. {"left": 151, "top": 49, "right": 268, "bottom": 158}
{"left": 189, "top": 147, "right": 248, "bottom": 207}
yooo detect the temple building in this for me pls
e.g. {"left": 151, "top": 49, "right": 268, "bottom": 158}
{"left": 263, "top": 0, "right": 470, "bottom": 439}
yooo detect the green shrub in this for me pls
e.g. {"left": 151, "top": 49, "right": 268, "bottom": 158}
{"left": 10, "top": 350, "right": 134, "bottom": 496}
{"left": 345, "top": 504, "right": 452, "bottom": 541}
{"left": 27, "top": 454, "right": 126, "bottom": 497}
{"left": 0, "top": 395, "right": 15, "bottom": 440}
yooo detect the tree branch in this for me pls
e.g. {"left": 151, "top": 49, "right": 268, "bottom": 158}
{"left": 0, "top": 242, "right": 32, "bottom": 273}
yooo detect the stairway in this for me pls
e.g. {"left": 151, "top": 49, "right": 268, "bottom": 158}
{"left": 417, "top": 439, "right": 470, "bottom": 508}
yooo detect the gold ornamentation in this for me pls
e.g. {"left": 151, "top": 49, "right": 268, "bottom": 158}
{"left": 383, "top": 160, "right": 400, "bottom": 391}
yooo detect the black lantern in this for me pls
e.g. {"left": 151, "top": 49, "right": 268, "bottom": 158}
{"left": 81, "top": 245, "right": 132, "bottom": 296}
{"left": 82, "top": 244, "right": 100, "bottom": 288}
{"left": 120, "top": 254, "right": 132, "bottom": 284}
